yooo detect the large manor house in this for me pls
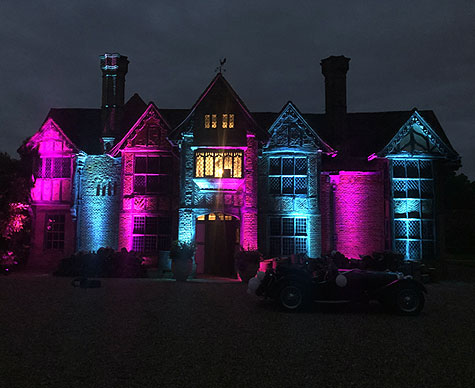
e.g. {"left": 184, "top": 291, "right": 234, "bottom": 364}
{"left": 21, "top": 53, "right": 460, "bottom": 275}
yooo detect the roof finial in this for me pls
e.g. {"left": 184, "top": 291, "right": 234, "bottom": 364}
{"left": 215, "top": 57, "right": 226, "bottom": 73}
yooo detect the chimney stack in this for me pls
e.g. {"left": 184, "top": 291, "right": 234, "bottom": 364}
{"left": 100, "top": 53, "right": 128, "bottom": 109}
{"left": 321, "top": 55, "right": 350, "bottom": 118}
{"left": 100, "top": 53, "right": 128, "bottom": 143}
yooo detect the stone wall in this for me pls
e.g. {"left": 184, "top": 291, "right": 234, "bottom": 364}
{"left": 77, "top": 154, "right": 121, "bottom": 251}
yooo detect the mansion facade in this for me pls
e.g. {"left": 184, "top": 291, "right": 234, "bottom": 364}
{"left": 21, "top": 53, "right": 460, "bottom": 275}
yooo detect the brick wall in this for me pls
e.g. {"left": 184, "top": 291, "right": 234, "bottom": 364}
{"left": 331, "top": 171, "right": 385, "bottom": 258}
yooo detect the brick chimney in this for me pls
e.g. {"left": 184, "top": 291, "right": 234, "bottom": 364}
{"left": 321, "top": 55, "right": 350, "bottom": 118}
{"left": 100, "top": 53, "right": 128, "bottom": 145}
{"left": 321, "top": 56, "right": 350, "bottom": 150}
{"left": 100, "top": 53, "right": 128, "bottom": 109}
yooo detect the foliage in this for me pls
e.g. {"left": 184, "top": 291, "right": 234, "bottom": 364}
{"left": 0, "top": 152, "right": 34, "bottom": 267}
{"left": 53, "top": 248, "right": 146, "bottom": 278}
{"left": 234, "top": 248, "right": 262, "bottom": 283}
{"left": 169, "top": 240, "right": 195, "bottom": 262}
{"left": 234, "top": 249, "right": 262, "bottom": 271}
{"left": 443, "top": 172, "right": 475, "bottom": 254}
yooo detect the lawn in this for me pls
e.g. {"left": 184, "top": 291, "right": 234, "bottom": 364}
{"left": 0, "top": 274, "right": 474, "bottom": 388}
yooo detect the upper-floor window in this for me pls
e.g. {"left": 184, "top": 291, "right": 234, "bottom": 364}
{"left": 134, "top": 156, "right": 171, "bottom": 194}
{"left": 204, "top": 114, "right": 234, "bottom": 129}
{"left": 269, "top": 157, "right": 307, "bottom": 195}
{"left": 35, "top": 157, "right": 71, "bottom": 178}
{"left": 194, "top": 150, "right": 243, "bottom": 178}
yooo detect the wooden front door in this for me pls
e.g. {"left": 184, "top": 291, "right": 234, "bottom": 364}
{"left": 201, "top": 213, "right": 239, "bottom": 277}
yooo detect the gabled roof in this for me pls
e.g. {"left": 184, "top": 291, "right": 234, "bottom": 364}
{"left": 110, "top": 102, "right": 173, "bottom": 156}
{"left": 253, "top": 109, "right": 456, "bottom": 159}
{"left": 168, "top": 72, "right": 268, "bottom": 141}
{"left": 377, "top": 110, "right": 459, "bottom": 160}
{"left": 47, "top": 108, "right": 103, "bottom": 154}
{"left": 24, "top": 117, "right": 79, "bottom": 153}
{"left": 265, "top": 101, "right": 334, "bottom": 153}
{"left": 24, "top": 94, "right": 148, "bottom": 155}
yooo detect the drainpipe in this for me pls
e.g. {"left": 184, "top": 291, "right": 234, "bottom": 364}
{"left": 330, "top": 182, "right": 337, "bottom": 252}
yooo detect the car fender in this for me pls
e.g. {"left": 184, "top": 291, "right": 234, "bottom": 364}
{"left": 272, "top": 274, "right": 312, "bottom": 299}
{"left": 376, "top": 278, "right": 427, "bottom": 299}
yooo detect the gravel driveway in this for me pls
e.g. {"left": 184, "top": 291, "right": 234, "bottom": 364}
{"left": 1, "top": 275, "right": 474, "bottom": 388}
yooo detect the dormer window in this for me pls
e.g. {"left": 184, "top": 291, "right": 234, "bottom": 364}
{"left": 195, "top": 150, "right": 243, "bottom": 178}
{"left": 204, "top": 114, "right": 234, "bottom": 129}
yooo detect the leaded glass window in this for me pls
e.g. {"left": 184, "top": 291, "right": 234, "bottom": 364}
{"left": 194, "top": 150, "right": 243, "bottom": 178}
{"left": 391, "top": 159, "right": 435, "bottom": 260}
{"left": 268, "top": 157, "right": 307, "bottom": 195}
{"left": 134, "top": 156, "right": 172, "bottom": 194}
{"left": 269, "top": 217, "right": 307, "bottom": 256}
{"left": 35, "top": 157, "right": 71, "bottom": 178}
{"left": 132, "top": 216, "right": 171, "bottom": 253}
{"left": 45, "top": 214, "right": 65, "bottom": 250}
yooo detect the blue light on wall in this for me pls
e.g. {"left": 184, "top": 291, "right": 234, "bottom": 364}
{"left": 390, "top": 158, "right": 435, "bottom": 261}
{"left": 77, "top": 155, "right": 121, "bottom": 252}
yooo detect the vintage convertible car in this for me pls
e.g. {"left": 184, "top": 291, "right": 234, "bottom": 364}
{"left": 248, "top": 261, "right": 427, "bottom": 315}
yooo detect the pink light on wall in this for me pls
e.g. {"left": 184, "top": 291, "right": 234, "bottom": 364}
{"left": 331, "top": 171, "right": 385, "bottom": 259}
{"left": 118, "top": 213, "right": 134, "bottom": 251}
{"left": 240, "top": 132, "right": 258, "bottom": 251}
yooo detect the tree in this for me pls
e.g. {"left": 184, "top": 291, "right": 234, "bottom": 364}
{"left": 0, "top": 152, "right": 34, "bottom": 267}
{"left": 443, "top": 172, "right": 475, "bottom": 254}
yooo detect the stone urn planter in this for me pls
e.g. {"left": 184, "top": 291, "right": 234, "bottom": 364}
{"left": 170, "top": 241, "right": 195, "bottom": 282}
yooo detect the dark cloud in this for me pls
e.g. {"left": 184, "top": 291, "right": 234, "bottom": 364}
{"left": 1, "top": 0, "right": 474, "bottom": 177}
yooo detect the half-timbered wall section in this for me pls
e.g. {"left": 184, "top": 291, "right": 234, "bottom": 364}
{"left": 26, "top": 118, "right": 77, "bottom": 269}
{"left": 111, "top": 104, "right": 176, "bottom": 257}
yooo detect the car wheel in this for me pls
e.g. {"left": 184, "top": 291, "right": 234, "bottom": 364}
{"left": 279, "top": 282, "right": 308, "bottom": 312}
{"left": 394, "top": 287, "right": 425, "bottom": 316}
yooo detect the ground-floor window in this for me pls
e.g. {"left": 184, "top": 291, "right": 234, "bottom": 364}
{"left": 132, "top": 216, "right": 171, "bottom": 253}
{"left": 45, "top": 214, "right": 65, "bottom": 250}
{"left": 269, "top": 217, "right": 307, "bottom": 256}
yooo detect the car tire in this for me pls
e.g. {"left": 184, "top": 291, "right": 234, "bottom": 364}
{"left": 393, "top": 287, "right": 425, "bottom": 316}
{"left": 278, "top": 282, "right": 308, "bottom": 312}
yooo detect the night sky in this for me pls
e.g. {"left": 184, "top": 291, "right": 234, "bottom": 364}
{"left": 1, "top": 1, "right": 473, "bottom": 178}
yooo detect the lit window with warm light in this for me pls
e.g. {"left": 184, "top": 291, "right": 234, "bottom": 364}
{"left": 194, "top": 150, "right": 243, "bottom": 178}
{"left": 221, "top": 113, "right": 234, "bottom": 128}
{"left": 222, "top": 114, "right": 228, "bottom": 128}
{"left": 212, "top": 114, "right": 217, "bottom": 128}
{"left": 204, "top": 115, "right": 210, "bottom": 128}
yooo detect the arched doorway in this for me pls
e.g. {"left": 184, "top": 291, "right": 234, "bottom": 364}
{"left": 195, "top": 213, "right": 240, "bottom": 277}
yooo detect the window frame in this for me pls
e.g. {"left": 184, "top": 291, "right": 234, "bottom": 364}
{"left": 132, "top": 215, "right": 172, "bottom": 253}
{"left": 194, "top": 150, "right": 244, "bottom": 179}
{"left": 269, "top": 217, "right": 307, "bottom": 256}
{"left": 44, "top": 214, "right": 66, "bottom": 250}
{"left": 35, "top": 157, "right": 71, "bottom": 179}
{"left": 268, "top": 156, "right": 308, "bottom": 195}
{"left": 133, "top": 155, "right": 172, "bottom": 194}
{"left": 391, "top": 159, "right": 435, "bottom": 261}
